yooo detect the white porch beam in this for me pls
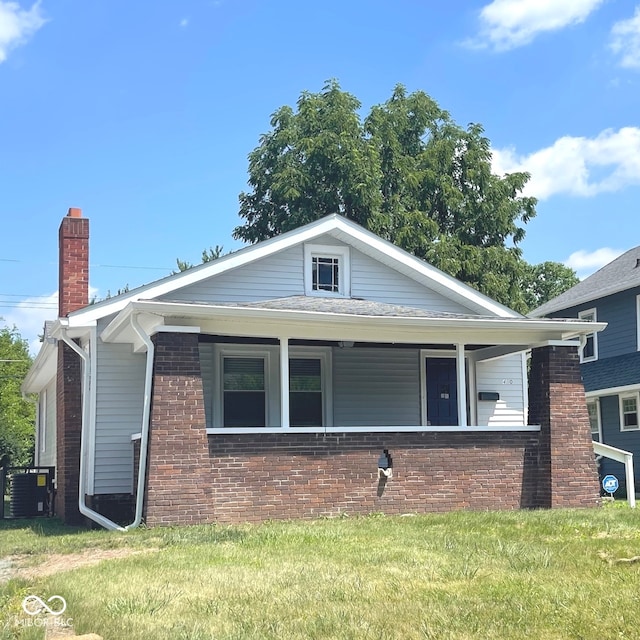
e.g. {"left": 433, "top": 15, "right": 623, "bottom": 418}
{"left": 280, "top": 337, "right": 290, "bottom": 428}
{"left": 456, "top": 343, "right": 468, "bottom": 428}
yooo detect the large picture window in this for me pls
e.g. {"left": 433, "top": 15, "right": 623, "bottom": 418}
{"left": 223, "top": 357, "right": 266, "bottom": 427}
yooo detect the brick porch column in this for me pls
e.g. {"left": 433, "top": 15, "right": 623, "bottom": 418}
{"left": 144, "top": 332, "right": 213, "bottom": 526}
{"left": 528, "top": 344, "right": 600, "bottom": 508}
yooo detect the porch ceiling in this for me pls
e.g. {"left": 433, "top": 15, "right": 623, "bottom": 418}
{"left": 99, "top": 298, "right": 607, "bottom": 354}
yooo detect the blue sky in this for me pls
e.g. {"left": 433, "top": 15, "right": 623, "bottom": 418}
{"left": 1, "top": 0, "right": 639, "bottom": 350}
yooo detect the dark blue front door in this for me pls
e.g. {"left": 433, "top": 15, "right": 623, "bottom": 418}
{"left": 426, "top": 357, "right": 458, "bottom": 426}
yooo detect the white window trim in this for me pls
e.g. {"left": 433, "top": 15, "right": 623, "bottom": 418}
{"left": 587, "top": 398, "right": 602, "bottom": 442}
{"left": 620, "top": 392, "right": 640, "bottom": 432}
{"left": 304, "top": 243, "right": 350, "bottom": 297}
{"left": 578, "top": 308, "right": 598, "bottom": 363}
{"left": 213, "top": 345, "right": 275, "bottom": 428}
{"left": 289, "top": 346, "right": 333, "bottom": 428}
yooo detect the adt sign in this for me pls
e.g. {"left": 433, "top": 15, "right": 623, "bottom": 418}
{"left": 602, "top": 474, "right": 619, "bottom": 494}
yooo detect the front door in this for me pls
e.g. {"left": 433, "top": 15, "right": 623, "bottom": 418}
{"left": 426, "top": 357, "right": 458, "bottom": 426}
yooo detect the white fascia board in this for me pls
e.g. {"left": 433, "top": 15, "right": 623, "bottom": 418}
{"left": 22, "top": 339, "right": 57, "bottom": 394}
{"left": 328, "top": 218, "right": 520, "bottom": 318}
{"left": 68, "top": 214, "right": 520, "bottom": 327}
{"left": 67, "top": 215, "right": 349, "bottom": 326}
{"left": 101, "top": 300, "right": 606, "bottom": 347}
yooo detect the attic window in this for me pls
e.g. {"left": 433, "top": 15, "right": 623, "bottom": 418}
{"left": 304, "top": 244, "right": 350, "bottom": 297}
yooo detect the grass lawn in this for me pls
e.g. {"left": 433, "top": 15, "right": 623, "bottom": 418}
{"left": 1, "top": 504, "right": 640, "bottom": 639}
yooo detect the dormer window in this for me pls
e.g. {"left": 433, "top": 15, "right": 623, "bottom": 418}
{"left": 304, "top": 244, "right": 350, "bottom": 297}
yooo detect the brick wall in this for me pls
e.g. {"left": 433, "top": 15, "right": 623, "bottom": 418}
{"left": 56, "top": 209, "right": 89, "bottom": 525}
{"left": 144, "top": 332, "right": 213, "bottom": 526}
{"left": 529, "top": 345, "right": 600, "bottom": 508}
{"left": 140, "top": 335, "right": 600, "bottom": 526}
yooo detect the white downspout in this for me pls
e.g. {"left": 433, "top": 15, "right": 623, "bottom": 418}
{"left": 126, "top": 313, "right": 154, "bottom": 531}
{"left": 58, "top": 330, "right": 126, "bottom": 531}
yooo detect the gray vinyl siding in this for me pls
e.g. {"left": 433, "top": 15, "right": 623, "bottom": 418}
{"left": 160, "top": 246, "right": 305, "bottom": 303}
{"left": 475, "top": 354, "right": 526, "bottom": 426}
{"left": 93, "top": 337, "right": 146, "bottom": 494}
{"left": 38, "top": 380, "right": 57, "bottom": 467}
{"left": 161, "top": 240, "right": 472, "bottom": 314}
{"left": 333, "top": 348, "right": 421, "bottom": 426}
{"left": 550, "top": 286, "right": 640, "bottom": 359}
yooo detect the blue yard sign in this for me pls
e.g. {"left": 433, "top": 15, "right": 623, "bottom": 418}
{"left": 602, "top": 475, "right": 619, "bottom": 495}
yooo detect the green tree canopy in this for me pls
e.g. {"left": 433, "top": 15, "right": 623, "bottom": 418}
{"left": 0, "top": 325, "right": 35, "bottom": 468}
{"left": 233, "top": 81, "right": 574, "bottom": 312}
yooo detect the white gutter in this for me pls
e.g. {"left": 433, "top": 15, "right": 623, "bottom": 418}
{"left": 126, "top": 312, "right": 154, "bottom": 531}
{"left": 593, "top": 441, "right": 636, "bottom": 508}
{"left": 58, "top": 329, "right": 126, "bottom": 531}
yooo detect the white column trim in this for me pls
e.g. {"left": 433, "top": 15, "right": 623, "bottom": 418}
{"left": 280, "top": 337, "right": 290, "bottom": 428}
{"left": 456, "top": 343, "right": 468, "bottom": 428}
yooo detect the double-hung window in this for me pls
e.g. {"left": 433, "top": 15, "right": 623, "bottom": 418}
{"left": 587, "top": 399, "right": 601, "bottom": 441}
{"left": 289, "top": 358, "right": 323, "bottom": 427}
{"left": 222, "top": 356, "right": 266, "bottom": 427}
{"left": 578, "top": 308, "right": 598, "bottom": 362}
{"left": 620, "top": 394, "right": 639, "bottom": 431}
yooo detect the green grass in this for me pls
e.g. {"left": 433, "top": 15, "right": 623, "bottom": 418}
{"left": 2, "top": 505, "right": 640, "bottom": 639}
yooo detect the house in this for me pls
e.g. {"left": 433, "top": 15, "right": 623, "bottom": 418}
{"left": 22, "top": 208, "right": 604, "bottom": 529}
{"left": 532, "top": 247, "right": 640, "bottom": 496}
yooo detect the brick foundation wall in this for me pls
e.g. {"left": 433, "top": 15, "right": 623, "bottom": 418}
{"left": 140, "top": 334, "right": 600, "bottom": 527}
{"left": 529, "top": 345, "right": 600, "bottom": 508}
{"left": 205, "top": 432, "right": 541, "bottom": 523}
{"left": 86, "top": 494, "right": 134, "bottom": 526}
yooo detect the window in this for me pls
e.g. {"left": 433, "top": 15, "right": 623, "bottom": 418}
{"left": 578, "top": 308, "right": 598, "bottom": 362}
{"left": 587, "top": 400, "right": 601, "bottom": 441}
{"left": 290, "top": 358, "right": 323, "bottom": 426}
{"left": 304, "top": 244, "right": 350, "bottom": 297}
{"left": 620, "top": 394, "right": 639, "bottom": 431}
{"left": 223, "top": 357, "right": 266, "bottom": 427}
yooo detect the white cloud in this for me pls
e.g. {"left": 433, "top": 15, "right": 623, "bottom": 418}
{"left": 492, "top": 127, "right": 640, "bottom": 199}
{"left": 565, "top": 248, "right": 625, "bottom": 278}
{"left": 610, "top": 7, "right": 640, "bottom": 69}
{"left": 0, "top": 0, "right": 47, "bottom": 63}
{"left": 475, "top": 0, "right": 604, "bottom": 51}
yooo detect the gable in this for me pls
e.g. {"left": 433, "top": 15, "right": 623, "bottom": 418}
{"left": 157, "top": 238, "right": 474, "bottom": 315}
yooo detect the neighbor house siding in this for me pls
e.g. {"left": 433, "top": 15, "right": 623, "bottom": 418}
{"left": 551, "top": 287, "right": 640, "bottom": 359}
{"left": 333, "top": 348, "right": 421, "bottom": 426}
{"left": 475, "top": 354, "right": 526, "bottom": 427}
{"left": 93, "top": 336, "right": 145, "bottom": 494}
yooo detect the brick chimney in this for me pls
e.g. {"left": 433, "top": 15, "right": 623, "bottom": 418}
{"left": 56, "top": 207, "right": 89, "bottom": 525}
{"left": 58, "top": 207, "right": 89, "bottom": 316}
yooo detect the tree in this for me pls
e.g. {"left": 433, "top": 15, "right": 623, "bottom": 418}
{"left": 522, "top": 261, "right": 580, "bottom": 312}
{"left": 0, "top": 325, "right": 35, "bottom": 468}
{"left": 175, "top": 245, "right": 225, "bottom": 273}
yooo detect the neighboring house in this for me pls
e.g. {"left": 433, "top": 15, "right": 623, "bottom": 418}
{"left": 22, "top": 209, "right": 603, "bottom": 529}
{"left": 532, "top": 247, "right": 640, "bottom": 496}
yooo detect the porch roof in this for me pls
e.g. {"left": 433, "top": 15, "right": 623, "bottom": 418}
{"left": 98, "top": 297, "right": 607, "bottom": 354}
